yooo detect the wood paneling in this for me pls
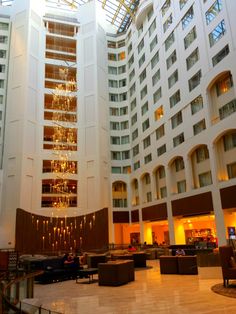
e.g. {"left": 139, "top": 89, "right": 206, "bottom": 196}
{"left": 142, "top": 203, "right": 167, "bottom": 221}
{"left": 220, "top": 185, "right": 236, "bottom": 209}
{"left": 171, "top": 192, "right": 213, "bottom": 216}
{"left": 15, "top": 208, "right": 109, "bottom": 254}
{"left": 131, "top": 210, "right": 139, "bottom": 223}
{"left": 112, "top": 211, "right": 129, "bottom": 223}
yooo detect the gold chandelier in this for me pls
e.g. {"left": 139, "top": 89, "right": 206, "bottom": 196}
{"left": 50, "top": 65, "right": 77, "bottom": 209}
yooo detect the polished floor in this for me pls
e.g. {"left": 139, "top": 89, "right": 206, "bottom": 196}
{"left": 33, "top": 260, "right": 236, "bottom": 314}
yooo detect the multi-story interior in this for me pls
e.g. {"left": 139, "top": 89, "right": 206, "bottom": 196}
{"left": 0, "top": 0, "right": 236, "bottom": 252}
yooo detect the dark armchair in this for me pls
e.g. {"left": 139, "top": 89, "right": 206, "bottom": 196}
{"left": 219, "top": 246, "right": 236, "bottom": 287}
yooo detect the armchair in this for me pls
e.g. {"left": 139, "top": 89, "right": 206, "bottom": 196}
{"left": 219, "top": 246, "right": 236, "bottom": 287}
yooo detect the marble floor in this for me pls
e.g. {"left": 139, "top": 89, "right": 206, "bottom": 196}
{"left": 32, "top": 260, "right": 236, "bottom": 314}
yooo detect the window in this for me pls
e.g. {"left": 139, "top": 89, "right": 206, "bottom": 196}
{"left": 0, "top": 22, "right": 9, "bottom": 30}
{"left": 179, "top": 0, "right": 188, "bottom": 10}
{"left": 138, "top": 24, "right": 143, "bottom": 36}
{"left": 134, "top": 161, "right": 140, "bottom": 170}
{"left": 0, "top": 36, "right": 7, "bottom": 44}
{"left": 170, "top": 90, "right": 181, "bottom": 108}
{"left": 119, "top": 93, "right": 127, "bottom": 101}
{"left": 171, "top": 111, "right": 182, "bottom": 129}
{"left": 117, "top": 40, "right": 125, "bottom": 48}
{"left": 149, "top": 19, "right": 156, "bottom": 37}
{"left": 0, "top": 50, "right": 6, "bottom": 58}
{"left": 157, "top": 144, "right": 166, "bottom": 156}
{"left": 168, "top": 70, "right": 178, "bottom": 88}
{"left": 139, "top": 53, "right": 145, "bottom": 68}
{"left": 223, "top": 132, "right": 236, "bottom": 151}
{"left": 111, "top": 136, "right": 120, "bottom": 145}
{"left": 153, "top": 87, "right": 162, "bottom": 103}
{"left": 173, "top": 133, "right": 184, "bottom": 147}
{"left": 110, "top": 122, "right": 119, "bottom": 130}
{"left": 122, "top": 150, "right": 130, "bottom": 160}
{"left": 158, "top": 167, "right": 166, "bottom": 179}
{"left": 142, "top": 119, "right": 150, "bottom": 132}
{"left": 216, "top": 72, "right": 233, "bottom": 96}
{"left": 108, "top": 66, "right": 117, "bottom": 75}
{"left": 154, "top": 105, "right": 164, "bottom": 120}
{"left": 130, "top": 84, "right": 136, "bottom": 97}
{"left": 227, "top": 162, "right": 236, "bottom": 179}
{"left": 212, "top": 45, "right": 229, "bottom": 66}
{"left": 184, "top": 26, "right": 197, "bottom": 49}
{"left": 152, "top": 69, "right": 160, "bottom": 86}
{"left": 151, "top": 51, "right": 159, "bottom": 69}
{"left": 193, "top": 119, "right": 206, "bottom": 135}
{"left": 120, "top": 121, "right": 129, "bottom": 130}
{"left": 175, "top": 158, "right": 185, "bottom": 172}
{"left": 128, "top": 54, "right": 134, "bottom": 68}
{"left": 132, "top": 129, "right": 138, "bottom": 141}
{"left": 0, "top": 64, "right": 5, "bottom": 73}
{"left": 133, "top": 144, "right": 139, "bottom": 157}
{"left": 109, "top": 80, "right": 118, "bottom": 88}
{"left": 150, "top": 35, "right": 158, "bottom": 52}
{"left": 147, "top": 192, "right": 152, "bottom": 202}
{"left": 140, "top": 85, "right": 147, "bottom": 100}
{"left": 196, "top": 146, "right": 209, "bottom": 163}
{"left": 131, "top": 113, "right": 137, "bottom": 126}
{"left": 108, "top": 53, "right": 117, "bottom": 61}
{"left": 118, "top": 51, "right": 125, "bottom": 61}
{"left": 119, "top": 79, "right": 126, "bottom": 87}
{"left": 121, "top": 135, "right": 129, "bottom": 144}
{"left": 199, "top": 172, "right": 212, "bottom": 187}
{"left": 191, "top": 95, "right": 203, "bottom": 114}
{"left": 118, "top": 65, "right": 126, "bottom": 74}
{"left": 148, "top": 8, "right": 154, "bottom": 21}
{"left": 177, "top": 180, "right": 186, "bottom": 193}
{"left": 189, "top": 70, "right": 201, "bottom": 91}
{"left": 129, "top": 69, "right": 135, "bottom": 82}
{"left": 112, "top": 167, "right": 121, "bottom": 174}
{"left": 111, "top": 151, "right": 121, "bottom": 160}
{"left": 110, "top": 108, "right": 119, "bottom": 116}
{"left": 165, "top": 31, "right": 175, "bottom": 51}
{"left": 219, "top": 99, "right": 236, "bottom": 120}
{"left": 160, "top": 186, "right": 167, "bottom": 198}
{"left": 182, "top": 6, "right": 194, "bottom": 30}
{"left": 209, "top": 20, "right": 226, "bottom": 47}
{"left": 0, "top": 95, "right": 3, "bottom": 104}
{"left": 161, "top": 0, "right": 171, "bottom": 17}
{"left": 123, "top": 166, "right": 131, "bottom": 174}
{"left": 120, "top": 107, "right": 128, "bottom": 115}
{"left": 107, "top": 41, "right": 116, "bottom": 48}
{"left": 128, "top": 43, "right": 132, "bottom": 54}
{"left": 141, "top": 102, "right": 148, "bottom": 115}
{"left": 143, "top": 136, "right": 151, "bottom": 149}
{"left": 163, "top": 14, "right": 173, "bottom": 33}
{"left": 138, "top": 39, "right": 144, "bottom": 53}
{"left": 156, "top": 124, "right": 165, "bottom": 140}
{"left": 130, "top": 98, "right": 136, "bottom": 111}
{"left": 139, "top": 69, "right": 146, "bottom": 84}
{"left": 144, "top": 153, "right": 152, "bottom": 164}
{"left": 186, "top": 48, "right": 199, "bottom": 70}
{"left": 206, "top": 0, "right": 222, "bottom": 25}
{"left": 166, "top": 50, "right": 177, "bottom": 69}
{"left": 0, "top": 80, "right": 4, "bottom": 88}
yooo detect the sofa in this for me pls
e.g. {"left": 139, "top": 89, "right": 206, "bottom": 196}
{"left": 219, "top": 246, "right": 236, "bottom": 286}
{"left": 160, "top": 255, "right": 198, "bottom": 275}
{"left": 111, "top": 252, "right": 147, "bottom": 267}
{"left": 26, "top": 256, "right": 81, "bottom": 284}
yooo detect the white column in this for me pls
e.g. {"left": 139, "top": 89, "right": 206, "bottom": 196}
{"left": 138, "top": 178, "right": 145, "bottom": 244}
{"left": 184, "top": 156, "right": 194, "bottom": 192}
{"left": 165, "top": 165, "right": 175, "bottom": 244}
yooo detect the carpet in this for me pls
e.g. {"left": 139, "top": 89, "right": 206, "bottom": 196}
{"left": 211, "top": 281, "right": 236, "bottom": 298}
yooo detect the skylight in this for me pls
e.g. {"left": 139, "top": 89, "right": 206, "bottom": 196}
{"left": 0, "top": 0, "right": 139, "bottom": 33}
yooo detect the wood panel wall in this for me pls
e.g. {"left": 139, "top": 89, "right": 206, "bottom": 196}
{"left": 15, "top": 208, "right": 109, "bottom": 254}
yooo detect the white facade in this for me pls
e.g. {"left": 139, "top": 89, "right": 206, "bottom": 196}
{"left": 0, "top": 0, "right": 236, "bottom": 248}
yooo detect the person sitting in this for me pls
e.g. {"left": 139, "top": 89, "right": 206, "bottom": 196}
{"left": 128, "top": 244, "right": 137, "bottom": 252}
{"left": 175, "top": 248, "right": 185, "bottom": 256}
{"left": 63, "top": 253, "right": 74, "bottom": 265}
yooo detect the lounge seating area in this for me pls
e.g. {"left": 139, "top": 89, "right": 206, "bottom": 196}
{"left": 219, "top": 245, "right": 236, "bottom": 287}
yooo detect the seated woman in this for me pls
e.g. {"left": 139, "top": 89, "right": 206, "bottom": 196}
{"left": 128, "top": 244, "right": 137, "bottom": 252}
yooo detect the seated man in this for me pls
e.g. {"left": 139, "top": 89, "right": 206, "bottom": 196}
{"left": 175, "top": 248, "right": 185, "bottom": 256}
